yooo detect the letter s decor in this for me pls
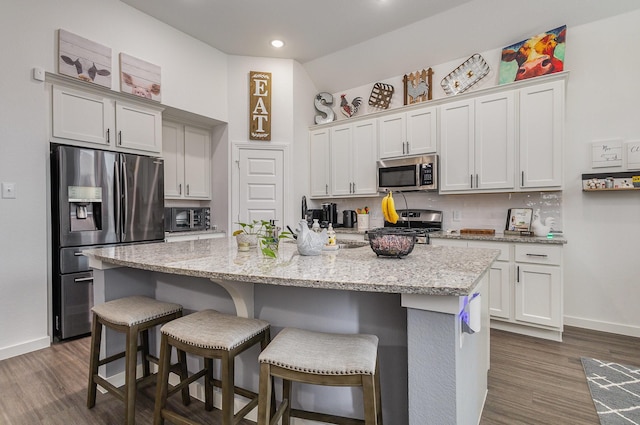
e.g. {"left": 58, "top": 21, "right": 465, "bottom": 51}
{"left": 314, "top": 92, "right": 335, "bottom": 125}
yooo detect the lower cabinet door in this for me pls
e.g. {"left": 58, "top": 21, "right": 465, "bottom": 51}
{"left": 515, "top": 263, "right": 561, "bottom": 327}
{"left": 488, "top": 261, "right": 511, "bottom": 319}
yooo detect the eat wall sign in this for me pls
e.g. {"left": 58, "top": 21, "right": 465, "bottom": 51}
{"left": 249, "top": 71, "right": 271, "bottom": 141}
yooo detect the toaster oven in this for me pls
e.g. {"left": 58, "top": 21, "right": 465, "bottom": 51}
{"left": 165, "top": 207, "right": 210, "bottom": 232}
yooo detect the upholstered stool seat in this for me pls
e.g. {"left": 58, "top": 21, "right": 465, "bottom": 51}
{"left": 153, "top": 309, "right": 271, "bottom": 425}
{"left": 87, "top": 296, "right": 187, "bottom": 425}
{"left": 257, "top": 327, "right": 383, "bottom": 425}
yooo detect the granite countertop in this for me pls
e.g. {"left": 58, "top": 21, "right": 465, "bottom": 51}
{"left": 430, "top": 231, "right": 567, "bottom": 245}
{"left": 83, "top": 237, "right": 499, "bottom": 296}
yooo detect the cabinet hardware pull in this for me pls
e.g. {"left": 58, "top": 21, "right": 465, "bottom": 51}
{"left": 74, "top": 277, "right": 93, "bottom": 283}
{"left": 118, "top": 130, "right": 122, "bottom": 145}
{"left": 475, "top": 174, "right": 479, "bottom": 188}
{"left": 516, "top": 266, "right": 520, "bottom": 283}
{"left": 406, "top": 141, "right": 410, "bottom": 154}
{"left": 186, "top": 184, "right": 190, "bottom": 195}
{"left": 106, "top": 128, "right": 110, "bottom": 143}
{"left": 179, "top": 184, "right": 182, "bottom": 195}
{"left": 470, "top": 174, "right": 473, "bottom": 188}
{"left": 325, "top": 184, "right": 328, "bottom": 195}
{"left": 526, "top": 253, "right": 548, "bottom": 258}
{"left": 521, "top": 171, "right": 524, "bottom": 187}
{"left": 352, "top": 182, "right": 356, "bottom": 193}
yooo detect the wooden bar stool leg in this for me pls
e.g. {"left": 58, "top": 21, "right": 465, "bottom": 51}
{"left": 221, "top": 353, "right": 234, "bottom": 425}
{"left": 204, "top": 357, "right": 214, "bottom": 411}
{"left": 257, "top": 362, "right": 272, "bottom": 425}
{"left": 178, "top": 349, "right": 190, "bottom": 406}
{"left": 125, "top": 325, "right": 139, "bottom": 425}
{"left": 153, "top": 334, "right": 171, "bottom": 425}
{"left": 87, "top": 314, "right": 102, "bottom": 408}
{"left": 362, "top": 373, "right": 377, "bottom": 425}
{"left": 375, "top": 360, "right": 383, "bottom": 425}
{"left": 282, "top": 378, "right": 292, "bottom": 425}
{"left": 141, "top": 329, "right": 151, "bottom": 377}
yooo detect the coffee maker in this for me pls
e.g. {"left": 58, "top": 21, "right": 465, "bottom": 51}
{"left": 322, "top": 203, "right": 337, "bottom": 226}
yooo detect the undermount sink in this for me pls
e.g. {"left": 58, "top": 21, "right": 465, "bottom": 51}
{"left": 336, "top": 241, "right": 368, "bottom": 249}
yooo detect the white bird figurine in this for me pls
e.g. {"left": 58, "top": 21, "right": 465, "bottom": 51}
{"left": 531, "top": 209, "right": 555, "bottom": 237}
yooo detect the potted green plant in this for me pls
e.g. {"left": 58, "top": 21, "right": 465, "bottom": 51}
{"left": 232, "top": 220, "right": 263, "bottom": 248}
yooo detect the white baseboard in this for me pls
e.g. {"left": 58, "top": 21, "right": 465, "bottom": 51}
{"left": 564, "top": 315, "right": 640, "bottom": 338}
{"left": 0, "top": 336, "right": 50, "bottom": 361}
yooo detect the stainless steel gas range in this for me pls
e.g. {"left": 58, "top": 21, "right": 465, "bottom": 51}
{"left": 383, "top": 209, "right": 443, "bottom": 244}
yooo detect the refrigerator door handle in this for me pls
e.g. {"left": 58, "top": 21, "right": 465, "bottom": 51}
{"left": 121, "top": 157, "right": 128, "bottom": 240}
{"left": 114, "top": 160, "right": 121, "bottom": 239}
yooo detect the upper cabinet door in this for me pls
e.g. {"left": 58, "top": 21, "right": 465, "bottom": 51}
{"left": 519, "top": 80, "right": 564, "bottom": 189}
{"left": 162, "top": 121, "right": 184, "bottom": 198}
{"left": 378, "top": 112, "right": 406, "bottom": 159}
{"left": 52, "top": 86, "right": 114, "bottom": 147}
{"left": 183, "top": 125, "right": 211, "bottom": 199}
{"left": 330, "top": 124, "right": 353, "bottom": 196}
{"left": 351, "top": 119, "right": 378, "bottom": 195}
{"left": 439, "top": 99, "right": 475, "bottom": 192}
{"left": 115, "top": 101, "right": 162, "bottom": 154}
{"left": 309, "top": 128, "right": 331, "bottom": 198}
{"left": 405, "top": 106, "right": 437, "bottom": 156}
{"left": 475, "top": 91, "right": 515, "bottom": 190}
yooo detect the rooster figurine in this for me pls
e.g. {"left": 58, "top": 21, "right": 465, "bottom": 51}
{"left": 340, "top": 94, "right": 362, "bottom": 118}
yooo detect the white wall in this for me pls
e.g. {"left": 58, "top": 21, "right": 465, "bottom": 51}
{"left": 0, "top": 0, "right": 229, "bottom": 359}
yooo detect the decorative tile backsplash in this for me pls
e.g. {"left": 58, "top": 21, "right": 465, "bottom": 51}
{"left": 316, "top": 191, "right": 563, "bottom": 233}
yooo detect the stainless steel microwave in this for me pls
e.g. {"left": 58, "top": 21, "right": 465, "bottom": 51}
{"left": 377, "top": 154, "right": 438, "bottom": 192}
{"left": 165, "top": 207, "right": 210, "bottom": 232}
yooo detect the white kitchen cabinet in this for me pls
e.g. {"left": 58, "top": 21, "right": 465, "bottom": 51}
{"left": 431, "top": 237, "right": 563, "bottom": 341}
{"left": 52, "top": 85, "right": 162, "bottom": 154}
{"left": 513, "top": 244, "right": 562, "bottom": 328}
{"left": 330, "top": 119, "right": 378, "bottom": 196}
{"left": 439, "top": 91, "right": 515, "bottom": 193}
{"left": 163, "top": 121, "right": 211, "bottom": 200}
{"left": 518, "top": 80, "right": 564, "bottom": 190}
{"left": 378, "top": 106, "right": 437, "bottom": 159}
{"left": 309, "top": 128, "right": 331, "bottom": 197}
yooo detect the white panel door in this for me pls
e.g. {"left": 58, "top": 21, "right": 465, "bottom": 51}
{"left": 238, "top": 148, "right": 284, "bottom": 226}
{"left": 439, "top": 100, "right": 475, "bottom": 192}
{"left": 515, "top": 264, "right": 561, "bottom": 327}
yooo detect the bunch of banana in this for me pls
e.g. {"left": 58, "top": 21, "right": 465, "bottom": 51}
{"left": 381, "top": 191, "right": 399, "bottom": 224}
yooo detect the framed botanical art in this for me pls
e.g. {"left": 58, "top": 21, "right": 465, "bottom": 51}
{"left": 403, "top": 68, "right": 433, "bottom": 105}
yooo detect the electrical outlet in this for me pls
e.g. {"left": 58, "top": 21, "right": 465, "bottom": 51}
{"left": 2, "top": 182, "right": 17, "bottom": 199}
{"left": 452, "top": 210, "right": 461, "bottom": 222}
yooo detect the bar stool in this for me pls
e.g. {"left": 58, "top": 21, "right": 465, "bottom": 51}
{"left": 87, "top": 295, "right": 187, "bottom": 425}
{"left": 257, "top": 327, "right": 383, "bottom": 425}
{"left": 153, "top": 309, "right": 271, "bottom": 425}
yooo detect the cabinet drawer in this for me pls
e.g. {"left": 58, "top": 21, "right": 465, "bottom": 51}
{"left": 515, "top": 244, "right": 561, "bottom": 265}
{"left": 468, "top": 241, "right": 511, "bottom": 261}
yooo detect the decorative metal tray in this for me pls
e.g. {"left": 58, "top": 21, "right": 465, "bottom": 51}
{"left": 441, "top": 54, "right": 490, "bottom": 95}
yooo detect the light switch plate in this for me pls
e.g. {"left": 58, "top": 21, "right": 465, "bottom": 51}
{"left": 2, "top": 182, "right": 17, "bottom": 199}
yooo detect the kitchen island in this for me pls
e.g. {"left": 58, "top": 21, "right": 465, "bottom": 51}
{"left": 84, "top": 237, "right": 498, "bottom": 425}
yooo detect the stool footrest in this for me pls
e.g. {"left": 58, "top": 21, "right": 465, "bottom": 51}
{"left": 210, "top": 377, "right": 259, "bottom": 401}
{"left": 291, "top": 408, "right": 365, "bottom": 425}
{"left": 161, "top": 408, "right": 201, "bottom": 425}
{"left": 168, "top": 369, "right": 207, "bottom": 398}
{"left": 93, "top": 375, "right": 124, "bottom": 402}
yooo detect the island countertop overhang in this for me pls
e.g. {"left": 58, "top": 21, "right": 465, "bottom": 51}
{"left": 82, "top": 238, "right": 499, "bottom": 296}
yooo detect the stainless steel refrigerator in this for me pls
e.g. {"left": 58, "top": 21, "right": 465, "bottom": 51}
{"left": 51, "top": 144, "right": 165, "bottom": 340}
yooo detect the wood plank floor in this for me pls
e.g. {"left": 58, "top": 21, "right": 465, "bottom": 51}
{"left": 0, "top": 326, "right": 638, "bottom": 424}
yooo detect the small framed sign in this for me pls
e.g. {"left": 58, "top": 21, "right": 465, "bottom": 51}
{"left": 625, "top": 140, "right": 640, "bottom": 170}
{"left": 592, "top": 139, "right": 622, "bottom": 168}
{"left": 505, "top": 208, "right": 533, "bottom": 232}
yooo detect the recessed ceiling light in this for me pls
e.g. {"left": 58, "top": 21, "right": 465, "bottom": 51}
{"left": 270, "top": 39, "right": 284, "bottom": 48}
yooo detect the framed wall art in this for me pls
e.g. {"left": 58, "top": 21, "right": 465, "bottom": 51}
{"left": 499, "top": 25, "right": 566, "bottom": 85}
{"left": 592, "top": 139, "right": 622, "bottom": 168}
{"left": 58, "top": 29, "right": 112, "bottom": 88}
{"left": 119, "top": 53, "right": 161, "bottom": 102}
{"left": 403, "top": 68, "right": 432, "bottom": 105}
